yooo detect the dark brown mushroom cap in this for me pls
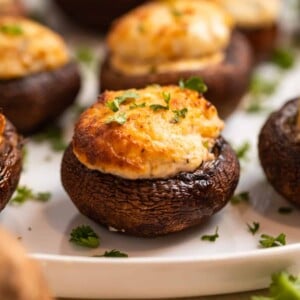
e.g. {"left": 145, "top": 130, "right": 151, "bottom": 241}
{"left": 100, "top": 32, "right": 253, "bottom": 118}
{"left": 239, "top": 24, "right": 278, "bottom": 63}
{"left": 259, "top": 98, "right": 300, "bottom": 206}
{"left": 0, "top": 119, "right": 23, "bottom": 212}
{"left": 0, "top": 62, "right": 81, "bottom": 134}
{"left": 61, "top": 136, "right": 240, "bottom": 237}
{"left": 54, "top": 0, "right": 145, "bottom": 32}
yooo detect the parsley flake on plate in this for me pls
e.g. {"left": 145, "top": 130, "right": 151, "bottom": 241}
{"left": 252, "top": 272, "right": 300, "bottom": 300}
{"left": 247, "top": 222, "right": 260, "bottom": 235}
{"left": 11, "top": 186, "right": 51, "bottom": 205}
{"left": 70, "top": 225, "right": 100, "bottom": 248}
{"left": 94, "top": 249, "right": 128, "bottom": 258}
{"left": 230, "top": 191, "right": 250, "bottom": 205}
{"left": 259, "top": 233, "right": 286, "bottom": 248}
{"left": 201, "top": 227, "right": 219, "bottom": 242}
{"left": 271, "top": 48, "right": 295, "bottom": 70}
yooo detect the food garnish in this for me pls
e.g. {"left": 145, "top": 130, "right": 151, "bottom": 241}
{"left": 230, "top": 191, "right": 250, "bottom": 205}
{"left": 235, "top": 141, "right": 251, "bottom": 161}
{"left": 271, "top": 48, "right": 295, "bottom": 70}
{"left": 0, "top": 24, "right": 23, "bottom": 35}
{"left": 69, "top": 225, "right": 100, "bottom": 248}
{"left": 251, "top": 272, "right": 300, "bottom": 300}
{"left": 105, "top": 112, "right": 127, "bottom": 125}
{"left": 11, "top": 186, "right": 51, "bottom": 204}
{"left": 259, "top": 233, "right": 286, "bottom": 248}
{"left": 201, "top": 227, "right": 219, "bottom": 242}
{"left": 94, "top": 249, "right": 128, "bottom": 258}
{"left": 179, "top": 77, "right": 208, "bottom": 94}
{"left": 106, "top": 91, "right": 139, "bottom": 112}
{"left": 247, "top": 222, "right": 260, "bottom": 235}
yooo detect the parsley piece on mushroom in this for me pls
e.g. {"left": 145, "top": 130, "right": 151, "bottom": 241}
{"left": 201, "top": 227, "right": 219, "bottom": 242}
{"left": 11, "top": 186, "right": 51, "bottom": 204}
{"left": 0, "top": 24, "right": 23, "bottom": 35}
{"left": 70, "top": 225, "right": 100, "bottom": 248}
{"left": 150, "top": 91, "right": 171, "bottom": 112}
{"left": 106, "top": 91, "right": 139, "bottom": 112}
{"left": 94, "top": 249, "right": 128, "bottom": 258}
{"left": 247, "top": 222, "right": 260, "bottom": 235}
{"left": 259, "top": 233, "right": 286, "bottom": 248}
{"left": 172, "top": 108, "right": 188, "bottom": 123}
{"left": 105, "top": 112, "right": 127, "bottom": 125}
{"left": 230, "top": 191, "right": 249, "bottom": 205}
{"left": 179, "top": 77, "right": 208, "bottom": 94}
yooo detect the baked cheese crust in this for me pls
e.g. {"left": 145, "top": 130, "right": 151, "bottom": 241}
{"left": 73, "top": 85, "right": 224, "bottom": 180}
{"left": 108, "top": 0, "right": 233, "bottom": 75}
{"left": 0, "top": 17, "right": 69, "bottom": 79}
{"left": 213, "top": 0, "right": 281, "bottom": 28}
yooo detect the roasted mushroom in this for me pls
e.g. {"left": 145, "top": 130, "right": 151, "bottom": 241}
{"left": 54, "top": 0, "right": 145, "bottom": 31}
{"left": 259, "top": 98, "right": 300, "bottom": 206}
{"left": 0, "top": 0, "right": 24, "bottom": 16}
{"left": 100, "top": 0, "right": 253, "bottom": 118}
{"left": 0, "top": 113, "right": 22, "bottom": 212}
{"left": 61, "top": 84, "right": 240, "bottom": 237}
{"left": 214, "top": 0, "right": 281, "bottom": 62}
{"left": 0, "top": 17, "right": 81, "bottom": 134}
{"left": 0, "top": 227, "right": 52, "bottom": 300}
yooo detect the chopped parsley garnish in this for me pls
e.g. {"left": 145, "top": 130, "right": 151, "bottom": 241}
{"left": 106, "top": 91, "right": 139, "bottom": 112}
{"left": 129, "top": 102, "right": 146, "bottom": 109}
{"left": 259, "top": 233, "right": 286, "bottom": 248}
{"left": 150, "top": 91, "right": 171, "bottom": 112}
{"left": 172, "top": 108, "right": 188, "bottom": 123}
{"left": 179, "top": 77, "right": 207, "bottom": 94}
{"left": 251, "top": 272, "right": 300, "bottom": 300}
{"left": 69, "top": 225, "right": 100, "bottom": 248}
{"left": 235, "top": 141, "right": 251, "bottom": 160}
{"left": 247, "top": 222, "right": 260, "bottom": 235}
{"left": 105, "top": 112, "right": 127, "bottom": 125}
{"left": 278, "top": 207, "right": 294, "bottom": 214}
{"left": 94, "top": 249, "right": 128, "bottom": 258}
{"left": 246, "top": 100, "right": 266, "bottom": 113}
{"left": 0, "top": 24, "right": 23, "bottom": 35}
{"left": 33, "top": 124, "right": 67, "bottom": 152}
{"left": 249, "top": 74, "right": 277, "bottom": 98}
{"left": 201, "top": 227, "right": 219, "bottom": 242}
{"left": 271, "top": 48, "right": 295, "bottom": 70}
{"left": 230, "top": 191, "right": 250, "bottom": 205}
{"left": 11, "top": 186, "right": 51, "bottom": 205}
{"left": 170, "top": 8, "right": 183, "bottom": 17}
{"left": 75, "top": 46, "right": 95, "bottom": 66}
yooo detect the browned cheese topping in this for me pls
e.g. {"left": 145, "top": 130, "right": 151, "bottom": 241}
{"left": 107, "top": 0, "right": 234, "bottom": 75}
{"left": 73, "top": 85, "right": 224, "bottom": 180}
{"left": 0, "top": 17, "right": 69, "bottom": 79}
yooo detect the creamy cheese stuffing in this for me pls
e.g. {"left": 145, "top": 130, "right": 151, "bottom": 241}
{"left": 213, "top": 0, "right": 281, "bottom": 28}
{"left": 0, "top": 17, "right": 69, "bottom": 79}
{"left": 73, "top": 85, "right": 224, "bottom": 180}
{"left": 108, "top": 0, "right": 233, "bottom": 76}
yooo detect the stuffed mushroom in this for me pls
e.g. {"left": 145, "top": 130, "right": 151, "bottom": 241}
{"left": 61, "top": 83, "right": 240, "bottom": 237}
{"left": 0, "top": 0, "right": 24, "bottom": 16}
{"left": 54, "top": 0, "right": 145, "bottom": 31}
{"left": 0, "top": 113, "right": 22, "bottom": 212}
{"left": 259, "top": 98, "right": 300, "bottom": 206}
{"left": 214, "top": 0, "right": 281, "bottom": 62}
{"left": 0, "top": 17, "right": 81, "bottom": 134}
{"left": 100, "top": 0, "right": 253, "bottom": 118}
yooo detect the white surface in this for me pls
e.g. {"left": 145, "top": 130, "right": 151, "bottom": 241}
{"left": 2, "top": 0, "right": 300, "bottom": 298}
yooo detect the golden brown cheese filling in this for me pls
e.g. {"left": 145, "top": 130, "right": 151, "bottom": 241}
{"left": 213, "top": 0, "right": 281, "bottom": 29}
{"left": 0, "top": 114, "right": 6, "bottom": 145}
{"left": 0, "top": 17, "right": 69, "bottom": 79}
{"left": 108, "top": 0, "right": 233, "bottom": 76}
{"left": 73, "top": 85, "right": 224, "bottom": 180}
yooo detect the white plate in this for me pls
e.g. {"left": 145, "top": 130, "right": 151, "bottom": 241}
{"left": 2, "top": 1, "right": 300, "bottom": 299}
